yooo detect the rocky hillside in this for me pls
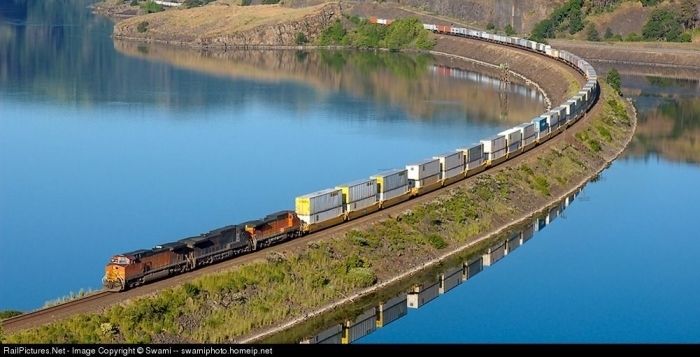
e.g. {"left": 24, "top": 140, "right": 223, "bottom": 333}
{"left": 113, "top": 1, "right": 341, "bottom": 47}
{"left": 287, "top": 0, "right": 567, "bottom": 33}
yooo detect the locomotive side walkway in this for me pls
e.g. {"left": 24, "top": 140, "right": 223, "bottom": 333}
{"left": 3, "top": 35, "right": 635, "bottom": 342}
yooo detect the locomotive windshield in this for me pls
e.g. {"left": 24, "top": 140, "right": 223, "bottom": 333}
{"left": 110, "top": 256, "right": 130, "bottom": 265}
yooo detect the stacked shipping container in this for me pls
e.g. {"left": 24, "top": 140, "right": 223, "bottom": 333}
{"left": 371, "top": 169, "right": 409, "bottom": 201}
{"left": 406, "top": 158, "right": 440, "bottom": 188}
{"left": 433, "top": 151, "right": 465, "bottom": 181}
{"left": 480, "top": 135, "right": 507, "bottom": 162}
{"left": 336, "top": 179, "right": 378, "bottom": 213}
{"left": 295, "top": 188, "right": 343, "bottom": 225}
{"left": 498, "top": 128, "right": 523, "bottom": 154}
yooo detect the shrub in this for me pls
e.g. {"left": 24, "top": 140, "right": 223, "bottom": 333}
{"left": 294, "top": 32, "right": 308, "bottom": 45}
{"left": 606, "top": 68, "right": 622, "bottom": 96}
{"left": 586, "top": 24, "right": 600, "bottom": 41}
{"left": 533, "top": 176, "right": 550, "bottom": 196}
{"left": 504, "top": 24, "right": 516, "bottom": 36}
{"left": 140, "top": 0, "right": 163, "bottom": 13}
{"left": 137, "top": 21, "right": 149, "bottom": 33}
{"left": 604, "top": 27, "right": 614, "bottom": 39}
{"left": 426, "top": 234, "right": 447, "bottom": 249}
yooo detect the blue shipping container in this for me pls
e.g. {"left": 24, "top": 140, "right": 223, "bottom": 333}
{"left": 532, "top": 117, "right": 549, "bottom": 132}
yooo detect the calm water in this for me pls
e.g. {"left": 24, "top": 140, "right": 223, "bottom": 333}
{"left": 361, "top": 73, "right": 700, "bottom": 343}
{"left": 0, "top": 1, "right": 544, "bottom": 309}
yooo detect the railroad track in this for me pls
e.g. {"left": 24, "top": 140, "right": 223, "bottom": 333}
{"left": 3, "top": 291, "right": 113, "bottom": 332}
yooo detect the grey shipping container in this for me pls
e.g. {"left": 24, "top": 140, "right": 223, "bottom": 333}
{"left": 440, "top": 268, "right": 462, "bottom": 294}
{"left": 407, "top": 158, "right": 440, "bottom": 180}
{"left": 434, "top": 151, "right": 464, "bottom": 171}
{"left": 371, "top": 169, "right": 408, "bottom": 192}
{"left": 407, "top": 282, "right": 440, "bottom": 309}
{"left": 481, "top": 135, "right": 507, "bottom": 152}
{"left": 295, "top": 188, "right": 342, "bottom": 215}
{"left": 483, "top": 240, "right": 506, "bottom": 266}
{"left": 516, "top": 122, "right": 536, "bottom": 138}
{"left": 336, "top": 178, "right": 377, "bottom": 203}
{"left": 381, "top": 185, "right": 409, "bottom": 201}
{"left": 464, "top": 256, "right": 483, "bottom": 281}
{"left": 458, "top": 143, "right": 484, "bottom": 164}
{"left": 522, "top": 223, "right": 534, "bottom": 243}
{"left": 299, "top": 206, "right": 344, "bottom": 225}
{"left": 344, "top": 308, "right": 376, "bottom": 343}
{"left": 378, "top": 294, "right": 407, "bottom": 328}
{"left": 507, "top": 232, "right": 521, "bottom": 253}
{"left": 310, "top": 324, "right": 343, "bottom": 344}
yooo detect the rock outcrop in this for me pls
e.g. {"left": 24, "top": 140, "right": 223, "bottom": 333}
{"left": 113, "top": 2, "right": 342, "bottom": 48}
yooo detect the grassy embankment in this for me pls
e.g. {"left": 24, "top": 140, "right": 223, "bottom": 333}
{"left": 4, "top": 80, "right": 633, "bottom": 343}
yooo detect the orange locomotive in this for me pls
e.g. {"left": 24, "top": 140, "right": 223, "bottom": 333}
{"left": 103, "top": 211, "right": 302, "bottom": 291}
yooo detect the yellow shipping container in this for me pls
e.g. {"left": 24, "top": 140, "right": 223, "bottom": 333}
{"left": 295, "top": 196, "right": 311, "bottom": 216}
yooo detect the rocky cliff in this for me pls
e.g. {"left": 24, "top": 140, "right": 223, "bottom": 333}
{"left": 113, "top": 2, "right": 342, "bottom": 48}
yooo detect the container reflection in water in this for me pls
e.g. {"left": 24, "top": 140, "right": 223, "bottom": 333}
{"left": 302, "top": 190, "right": 581, "bottom": 344}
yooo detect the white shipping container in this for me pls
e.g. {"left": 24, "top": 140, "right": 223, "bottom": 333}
{"left": 443, "top": 165, "right": 464, "bottom": 180}
{"left": 296, "top": 188, "right": 342, "bottom": 215}
{"left": 498, "top": 128, "right": 523, "bottom": 145}
{"left": 381, "top": 185, "right": 409, "bottom": 201}
{"left": 345, "top": 195, "right": 378, "bottom": 212}
{"left": 406, "top": 158, "right": 440, "bottom": 180}
{"left": 371, "top": 169, "right": 408, "bottom": 192}
{"left": 480, "top": 135, "right": 507, "bottom": 153}
{"left": 434, "top": 151, "right": 464, "bottom": 171}
{"left": 299, "top": 206, "right": 344, "bottom": 225}
{"left": 336, "top": 178, "right": 377, "bottom": 203}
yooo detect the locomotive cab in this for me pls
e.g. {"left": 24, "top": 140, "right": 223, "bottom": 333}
{"left": 103, "top": 255, "right": 131, "bottom": 291}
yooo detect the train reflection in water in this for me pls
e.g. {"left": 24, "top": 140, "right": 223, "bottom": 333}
{"left": 301, "top": 188, "right": 582, "bottom": 344}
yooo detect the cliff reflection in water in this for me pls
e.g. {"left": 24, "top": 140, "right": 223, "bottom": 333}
{"left": 623, "top": 75, "right": 700, "bottom": 165}
{"left": 114, "top": 41, "right": 545, "bottom": 124}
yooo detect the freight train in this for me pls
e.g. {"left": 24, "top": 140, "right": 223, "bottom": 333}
{"left": 102, "top": 19, "right": 599, "bottom": 292}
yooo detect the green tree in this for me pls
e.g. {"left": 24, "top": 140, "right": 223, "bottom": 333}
{"left": 604, "top": 27, "right": 614, "bottom": 39}
{"left": 504, "top": 24, "right": 516, "bottom": 36}
{"left": 317, "top": 19, "right": 346, "bottom": 45}
{"left": 586, "top": 24, "right": 601, "bottom": 41}
{"left": 294, "top": 32, "right": 308, "bottom": 45}
{"left": 569, "top": 8, "right": 584, "bottom": 34}
{"left": 642, "top": 8, "right": 684, "bottom": 41}
{"left": 606, "top": 68, "right": 622, "bottom": 96}
{"left": 486, "top": 22, "right": 497, "bottom": 31}
{"left": 140, "top": 0, "right": 163, "bottom": 13}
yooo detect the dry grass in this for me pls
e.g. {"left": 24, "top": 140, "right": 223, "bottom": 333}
{"left": 116, "top": 1, "right": 332, "bottom": 40}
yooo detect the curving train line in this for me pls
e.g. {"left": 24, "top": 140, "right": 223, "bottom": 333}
{"left": 2, "top": 19, "right": 599, "bottom": 334}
